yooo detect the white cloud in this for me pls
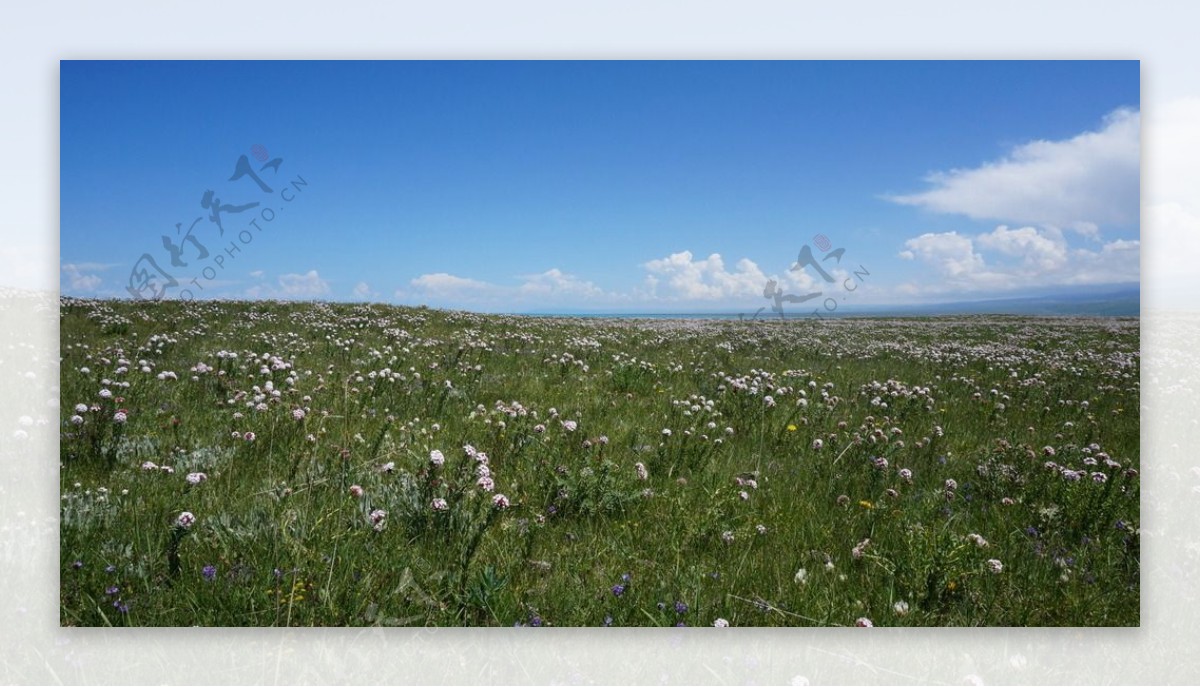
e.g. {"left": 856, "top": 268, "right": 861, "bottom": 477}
{"left": 61, "top": 263, "right": 114, "bottom": 293}
{"left": 898, "top": 232, "right": 985, "bottom": 279}
{"left": 517, "top": 268, "right": 604, "bottom": 299}
{"left": 638, "top": 249, "right": 841, "bottom": 305}
{"left": 64, "top": 261, "right": 116, "bottom": 272}
{"left": 246, "top": 269, "right": 330, "bottom": 299}
{"left": 642, "top": 251, "right": 766, "bottom": 300}
{"left": 643, "top": 251, "right": 746, "bottom": 299}
{"left": 406, "top": 251, "right": 845, "bottom": 311}
{"left": 888, "top": 109, "right": 1142, "bottom": 301}
{"left": 407, "top": 268, "right": 610, "bottom": 308}
{"left": 278, "top": 270, "right": 330, "bottom": 298}
{"left": 353, "top": 281, "right": 372, "bottom": 299}
{"left": 67, "top": 273, "right": 101, "bottom": 292}
{"left": 1064, "top": 238, "right": 1140, "bottom": 286}
{"left": 896, "top": 226, "right": 1138, "bottom": 296}
{"left": 1068, "top": 221, "right": 1101, "bottom": 241}
{"left": 410, "top": 272, "right": 493, "bottom": 298}
{"left": 887, "top": 108, "right": 1139, "bottom": 230}
{"left": 976, "top": 225, "right": 1068, "bottom": 271}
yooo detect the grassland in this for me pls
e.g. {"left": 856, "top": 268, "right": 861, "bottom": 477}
{"left": 59, "top": 299, "right": 1139, "bottom": 627}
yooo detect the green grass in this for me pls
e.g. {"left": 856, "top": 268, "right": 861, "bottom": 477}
{"left": 59, "top": 299, "right": 1140, "bottom": 627}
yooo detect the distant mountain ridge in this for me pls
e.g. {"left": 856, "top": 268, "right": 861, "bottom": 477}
{"left": 852, "top": 285, "right": 1140, "bottom": 317}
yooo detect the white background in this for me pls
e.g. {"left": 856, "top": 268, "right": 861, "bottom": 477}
{"left": 2, "top": 1, "right": 1198, "bottom": 683}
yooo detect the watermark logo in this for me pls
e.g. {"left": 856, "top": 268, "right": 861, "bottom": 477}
{"left": 741, "top": 234, "right": 870, "bottom": 321}
{"left": 126, "top": 146, "right": 309, "bottom": 300}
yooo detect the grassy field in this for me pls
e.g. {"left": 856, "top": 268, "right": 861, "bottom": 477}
{"left": 58, "top": 298, "right": 1140, "bottom": 627}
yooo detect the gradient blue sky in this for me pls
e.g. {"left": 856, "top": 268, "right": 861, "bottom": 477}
{"left": 60, "top": 60, "right": 1140, "bottom": 312}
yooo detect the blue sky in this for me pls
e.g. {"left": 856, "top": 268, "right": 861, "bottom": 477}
{"left": 60, "top": 60, "right": 1140, "bottom": 312}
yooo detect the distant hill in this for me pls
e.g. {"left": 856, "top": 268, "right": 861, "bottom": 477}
{"left": 852, "top": 285, "right": 1140, "bottom": 317}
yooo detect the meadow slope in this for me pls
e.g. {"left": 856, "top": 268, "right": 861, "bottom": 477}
{"left": 59, "top": 299, "right": 1140, "bottom": 627}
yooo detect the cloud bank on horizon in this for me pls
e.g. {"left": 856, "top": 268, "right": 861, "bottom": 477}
{"left": 886, "top": 108, "right": 1139, "bottom": 298}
